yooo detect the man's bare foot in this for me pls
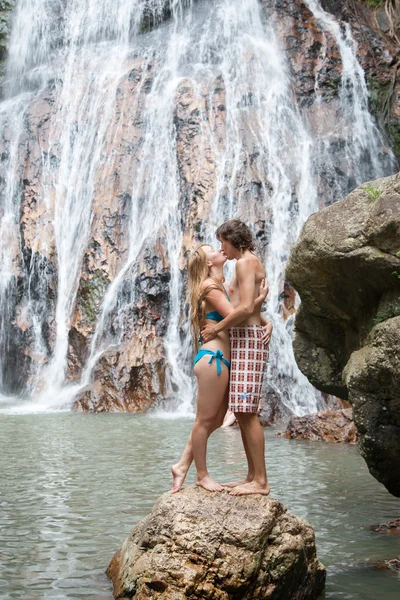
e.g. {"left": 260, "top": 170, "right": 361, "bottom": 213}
{"left": 223, "top": 476, "right": 253, "bottom": 488}
{"left": 196, "top": 475, "right": 224, "bottom": 492}
{"left": 229, "top": 481, "right": 270, "bottom": 496}
{"left": 170, "top": 464, "right": 187, "bottom": 494}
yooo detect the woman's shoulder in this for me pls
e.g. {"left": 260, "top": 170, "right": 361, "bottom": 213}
{"left": 200, "top": 278, "right": 216, "bottom": 294}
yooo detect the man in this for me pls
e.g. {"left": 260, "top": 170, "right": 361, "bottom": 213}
{"left": 201, "top": 219, "right": 272, "bottom": 495}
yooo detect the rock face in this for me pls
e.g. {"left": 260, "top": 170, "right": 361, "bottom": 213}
{"left": 286, "top": 172, "right": 400, "bottom": 496}
{"left": 107, "top": 486, "right": 326, "bottom": 600}
{"left": 0, "top": 0, "right": 398, "bottom": 414}
{"left": 280, "top": 408, "right": 358, "bottom": 444}
{"left": 0, "top": 1, "right": 14, "bottom": 73}
{"left": 263, "top": 0, "right": 400, "bottom": 163}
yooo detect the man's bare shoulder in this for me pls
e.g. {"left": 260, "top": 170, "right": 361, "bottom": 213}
{"left": 235, "top": 254, "right": 260, "bottom": 270}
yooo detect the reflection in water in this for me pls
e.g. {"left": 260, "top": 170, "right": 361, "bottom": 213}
{"left": 0, "top": 414, "right": 399, "bottom": 599}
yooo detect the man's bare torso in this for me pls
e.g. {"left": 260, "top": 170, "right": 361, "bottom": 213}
{"left": 228, "top": 252, "right": 265, "bottom": 325}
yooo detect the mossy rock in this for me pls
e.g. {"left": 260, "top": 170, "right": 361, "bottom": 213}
{"left": 77, "top": 269, "right": 110, "bottom": 325}
{"left": 0, "top": 1, "right": 14, "bottom": 60}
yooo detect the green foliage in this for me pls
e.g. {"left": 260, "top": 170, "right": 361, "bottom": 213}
{"left": 366, "top": 0, "right": 385, "bottom": 7}
{"left": 391, "top": 251, "right": 400, "bottom": 280}
{"left": 388, "top": 122, "right": 400, "bottom": 158}
{"left": 367, "top": 76, "right": 400, "bottom": 161}
{"left": 373, "top": 314, "right": 388, "bottom": 324}
{"left": 78, "top": 269, "right": 110, "bottom": 324}
{"left": 364, "top": 183, "right": 382, "bottom": 201}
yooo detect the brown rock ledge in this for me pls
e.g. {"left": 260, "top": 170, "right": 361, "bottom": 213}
{"left": 107, "top": 485, "right": 326, "bottom": 600}
{"left": 279, "top": 408, "right": 359, "bottom": 444}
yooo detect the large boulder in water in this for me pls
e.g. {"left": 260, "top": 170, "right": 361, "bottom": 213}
{"left": 286, "top": 172, "right": 400, "bottom": 496}
{"left": 106, "top": 486, "right": 326, "bottom": 599}
{"left": 279, "top": 407, "right": 359, "bottom": 444}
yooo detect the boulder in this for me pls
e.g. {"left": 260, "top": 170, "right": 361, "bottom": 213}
{"left": 371, "top": 557, "right": 400, "bottom": 573}
{"left": 279, "top": 408, "right": 358, "bottom": 444}
{"left": 372, "top": 518, "right": 400, "bottom": 534}
{"left": 286, "top": 172, "right": 400, "bottom": 496}
{"left": 107, "top": 486, "right": 326, "bottom": 600}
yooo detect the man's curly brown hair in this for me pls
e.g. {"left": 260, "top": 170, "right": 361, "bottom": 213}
{"left": 216, "top": 219, "right": 256, "bottom": 252}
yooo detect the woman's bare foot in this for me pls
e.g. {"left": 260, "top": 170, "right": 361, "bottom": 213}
{"left": 170, "top": 464, "right": 187, "bottom": 494}
{"left": 229, "top": 481, "right": 270, "bottom": 496}
{"left": 196, "top": 475, "right": 224, "bottom": 492}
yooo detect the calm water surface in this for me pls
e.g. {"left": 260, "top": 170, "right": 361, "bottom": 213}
{"left": 0, "top": 413, "right": 399, "bottom": 599}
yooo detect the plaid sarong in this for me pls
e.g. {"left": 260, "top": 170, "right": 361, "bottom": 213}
{"left": 229, "top": 325, "right": 269, "bottom": 414}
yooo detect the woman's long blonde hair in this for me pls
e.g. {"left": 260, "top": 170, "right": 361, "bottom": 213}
{"left": 188, "top": 244, "right": 223, "bottom": 352}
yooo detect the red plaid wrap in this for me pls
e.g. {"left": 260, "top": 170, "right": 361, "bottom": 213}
{"left": 229, "top": 325, "right": 269, "bottom": 414}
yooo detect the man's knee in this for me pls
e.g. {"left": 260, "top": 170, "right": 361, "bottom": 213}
{"left": 234, "top": 411, "right": 258, "bottom": 427}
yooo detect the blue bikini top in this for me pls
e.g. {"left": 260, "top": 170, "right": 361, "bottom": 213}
{"left": 205, "top": 285, "right": 230, "bottom": 322}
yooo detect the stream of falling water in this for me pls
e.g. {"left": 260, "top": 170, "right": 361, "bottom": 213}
{"left": 0, "top": 0, "right": 396, "bottom": 415}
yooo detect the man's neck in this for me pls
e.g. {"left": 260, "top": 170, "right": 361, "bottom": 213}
{"left": 232, "top": 248, "right": 250, "bottom": 260}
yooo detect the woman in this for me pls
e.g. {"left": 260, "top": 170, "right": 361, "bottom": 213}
{"left": 171, "top": 243, "right": 269, "bottom": 493}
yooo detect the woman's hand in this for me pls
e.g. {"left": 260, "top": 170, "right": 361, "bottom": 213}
{"left": 259, "top": 278, "right": 269, "bottom": 301}
{"left": 261, "top": 321, "right": 273, "bottom": 345}
{"left": 201, "top": 323, "right": 217, "bottom": 342}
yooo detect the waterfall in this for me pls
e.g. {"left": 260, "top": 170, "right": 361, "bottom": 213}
{"left": 0, "top": 0, "right": 396, "bottom": 414}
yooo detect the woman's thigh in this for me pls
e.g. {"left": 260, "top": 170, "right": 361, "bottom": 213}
{"left": 194, "top": 359, "right": 229, "bottom": 421}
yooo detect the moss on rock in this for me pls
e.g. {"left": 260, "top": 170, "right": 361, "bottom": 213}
{"left": 0, "top": 1, "right": 14, "bottom": 75}
{"left": 77, "top": 269, "right": 110, "bottom": 325}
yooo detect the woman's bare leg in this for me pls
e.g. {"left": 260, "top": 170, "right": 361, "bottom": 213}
{"left": 171, "top": 434, "right": 193, "bottom": 493}
{"left": 192, "top": 360, "right": 229, "bottom": 491}
{"left": 171, "top": 383, "right": 229, "bottom": 493}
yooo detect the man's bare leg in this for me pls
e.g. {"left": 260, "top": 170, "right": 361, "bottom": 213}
{"left": 223, "top": 421, "right": 255, "bottom": 487}
{"left": 230, "top": 413, "right": 270, "bottom": 496}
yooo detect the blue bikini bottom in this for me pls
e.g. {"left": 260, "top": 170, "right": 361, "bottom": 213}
{"left": 193, "top": 349, "right": 230, "bottom": 375}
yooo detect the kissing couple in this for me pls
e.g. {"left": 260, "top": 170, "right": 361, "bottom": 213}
{"left": 171, "top": 219, "right": 272, "bottom": 496}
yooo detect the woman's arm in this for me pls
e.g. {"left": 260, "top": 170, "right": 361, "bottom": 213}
{"left": 255, "top": 278, "right": 269, "bottom": 307}
{"left": 260, "top": 313, "right": 273, "bottom": 344}
{"left": 202, "top": 285, "right": 233, "bottom": 318}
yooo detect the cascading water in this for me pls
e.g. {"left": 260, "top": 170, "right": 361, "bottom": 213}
{"left": 0, "top": 0, "right": 396, "bottom": 415}
{"left": 305, "top": 0, "right": 395, "bottom": 195}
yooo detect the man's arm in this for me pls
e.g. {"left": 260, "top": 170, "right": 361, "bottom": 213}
{"left": 201, "top": 259, "right": 255, "bottom": 340}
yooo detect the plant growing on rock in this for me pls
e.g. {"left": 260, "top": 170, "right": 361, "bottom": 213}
{"left": 367, "top": 0, "right": 400, "bottom": 44}
{"left": 364, "top": 183, "right": 382, "bottom": 200}
{"left": 393, "top": 250, "right": 400, "bottom": 278}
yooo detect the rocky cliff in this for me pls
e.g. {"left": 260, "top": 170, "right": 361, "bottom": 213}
{"left": 286, "top": 171, "right": 400, "bottom": 496}
{"left": 0, "top": 0, "right": 398, "bottom": 413}
{"left": 0, "top": 1, "right": 13, "bottom": 75}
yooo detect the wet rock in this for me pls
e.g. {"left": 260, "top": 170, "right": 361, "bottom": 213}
{"left": 107, "top": 485, "right": 326, "bottom": 600}
{"left": 264, "top": 0, "right": 400, "bottom": 160}
{"left": 372, "top": 557, "right": 400, "bottom": 572}
{"left": 286, "top": 171, "right": 400, "bottom": 495}
{"left": 0, "top": 1, "right": 14, "bottom": 69}
{"left": 373, "top": 518, "right": 400, "bottom": 534}
{"left": 259, "top": 392, "right": 292, "bottom": 426}
{"left": 2, "top": 0, "right": 399, "bottom": 414}
{"left": 278, "top": 408, "right": 359, "bottom": 444}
